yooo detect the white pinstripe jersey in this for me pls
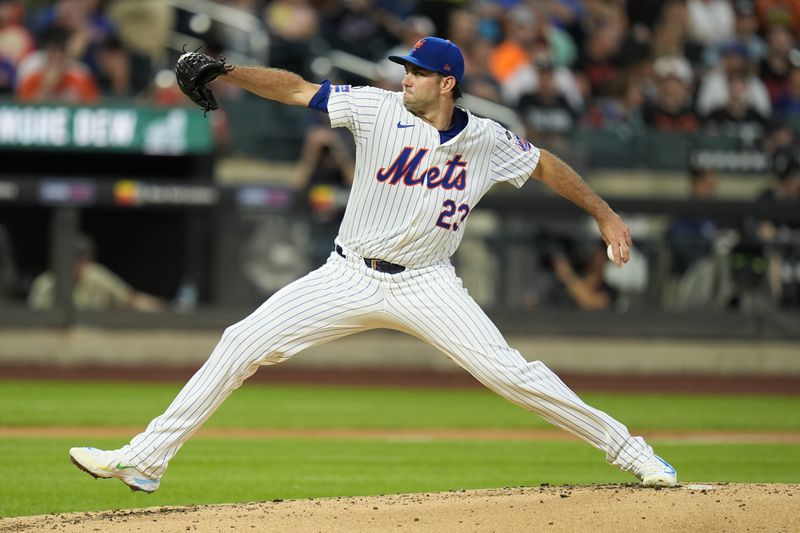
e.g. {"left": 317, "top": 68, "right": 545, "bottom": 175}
{"left": 328, "top": 85, "right": 541, "bottom": 269}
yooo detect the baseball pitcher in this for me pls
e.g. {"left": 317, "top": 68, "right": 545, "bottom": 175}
{"left": 70, "top": 37, "right": 677, "bottom": 492}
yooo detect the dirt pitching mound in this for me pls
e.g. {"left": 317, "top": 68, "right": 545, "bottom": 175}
{"left": 2, "top": 483, "right": 797, "bottom": 532}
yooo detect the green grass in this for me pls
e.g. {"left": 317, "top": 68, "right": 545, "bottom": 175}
{"left": 1, "top": 437, "right": 798, "bottom": 518}
{"left": 0, "top": 380, "right": 798, "bottom": 517}
{"left": 1, "top": 380, "right": 799, "bottom": 431}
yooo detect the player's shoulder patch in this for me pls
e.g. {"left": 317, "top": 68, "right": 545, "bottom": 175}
{"left": 495, "top": 123, "right": 533, "bottom": 153}
{"left": 513, "top": 133, "right": 532, "bottom": 152}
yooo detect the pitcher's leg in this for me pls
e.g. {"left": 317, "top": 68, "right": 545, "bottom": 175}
{"left": 386, "top": 266, "right": 653, "bottom": 474}
{"left": 125, "top": 258, "right": 383, "bottom": 479}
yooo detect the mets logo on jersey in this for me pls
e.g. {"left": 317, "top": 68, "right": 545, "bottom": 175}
{"left": 376, "top": 147, "right": 467, "bottom": 190}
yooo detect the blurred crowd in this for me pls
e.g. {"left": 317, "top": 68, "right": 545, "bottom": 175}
{"left": 0, "top": 0, "right": 169, "bottom": 102}
{"left": 1, "top": 0, "right": 799, "bottom": 313}
{"left": 2, "top": 1, "right": 799, "bottom": 140}
{"left": 2, "top": 0, "right": 799, "bottom": 185}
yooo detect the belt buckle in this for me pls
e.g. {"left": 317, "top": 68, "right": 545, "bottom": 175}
{"left": 370, "top": 259, "right": 379, "bottom": 270}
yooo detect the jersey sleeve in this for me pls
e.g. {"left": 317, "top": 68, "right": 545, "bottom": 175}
{"left": 489, "top": 123, "right": 541, "bottom": 189}
{"left": 327, "top": 85, "right": 387, "bottom": 143}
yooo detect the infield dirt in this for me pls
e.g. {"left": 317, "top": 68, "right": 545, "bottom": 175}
{"left": 1, "top": 483, "right": 797, "bottom": 533}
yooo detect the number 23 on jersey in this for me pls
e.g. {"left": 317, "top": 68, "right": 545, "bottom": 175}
{"left": 436, "top": 200, "right": 469, "bottom": 231}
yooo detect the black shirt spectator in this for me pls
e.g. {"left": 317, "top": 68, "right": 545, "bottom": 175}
{"left": 573, "top": 23, "right": 624, "bottom": 98}
{"left": 517, "top": 56, "right": 580, "bottom": 147}
{"left": 643, "top": 56, "right": 699, "bottom": 132}
{"left": 703, "top": 70, "right": 768, "bottom": 148}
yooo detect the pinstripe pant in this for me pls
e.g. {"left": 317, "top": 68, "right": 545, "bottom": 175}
{"left": 125, "top": 245, "right": 654, "bottom": 479}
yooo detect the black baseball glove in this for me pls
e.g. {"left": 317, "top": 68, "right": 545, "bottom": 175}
{"left": 175, "top": 51, "right": 234, "bottom": 115}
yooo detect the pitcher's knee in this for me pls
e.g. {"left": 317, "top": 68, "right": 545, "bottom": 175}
{"left": 215, "top": 323, "right": 288, "bottom": 367}
{"left": 259, "top": 351, "right": 291, "bottom": 365}
{"left": 486, "top": 359, "right": 557, "bottom": 390}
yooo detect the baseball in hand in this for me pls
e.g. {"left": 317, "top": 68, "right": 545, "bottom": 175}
{"left": 607, "top": 244, "right": 616, "bottom": 262}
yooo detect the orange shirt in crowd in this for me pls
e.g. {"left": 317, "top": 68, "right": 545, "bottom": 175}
{"left": 16, "top": 67, "right": 99, "bottom": 103}
{"left": 488, "top": 40, "right": 529, "bottom": 83}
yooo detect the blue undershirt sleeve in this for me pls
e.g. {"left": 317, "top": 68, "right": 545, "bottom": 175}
{"left": 308, "top": 79, "right": 332, "bottom": 112}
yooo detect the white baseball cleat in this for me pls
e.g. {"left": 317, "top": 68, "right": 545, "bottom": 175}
{"left": 69, "top": 447, "right": 160, "bottom": 493}
{"left": 636, "top": 454, "right": 678, "bottom": 487}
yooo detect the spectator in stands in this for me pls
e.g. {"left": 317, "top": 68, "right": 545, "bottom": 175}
{"left": 32, "top": 0, "right": 118, "bottom": 78}
{"left": 488, "top": 4, "right": 577, "bottom": 95}
{"left": 759, "top": 23, "right": 797, "bottom": 102}
{"left": 704, "top": 1, "right": 767, "bottom": 67}
{"left": 15, "top": 25, "right": 100, "bottom": 103}
{"left": 264, "top": 0, "right": 319, "bottom": 78}
{"left": 530, "top": 2, "right": 577, "bottom": 68}
{"left": 666, "top": 166, "right": 719, "bottom": 279}
{"left": 735, "top": 1, "right": 768, "bottom": 61}
{"left": 319, "top": 0, "right": 400, "bottom": 62}
{"left": 517, "top": 54, "right": 582, "bottom": 151}
{"left": 773, "top": 56, "right": 800, "bottom": 118}
{"left": 702, "top": 69, "right": 769, "bottom": 148}
{"left": 28, "top": 234, "right": 166, "bottom": 312}
{"left": 572, "top": 16, "right": 624, "bottom": 99}
{"left": 489, "top": 5, "right": 542, "bottom": 88}
{"left": 555, "top": 0, "right": 624, "bottom": 61}
{"left": 687, "top": 0, "right": 736, "bottom": 48}
{"left": 550, "top": 240, "right": 617, "bottom": 311}
{"left": 586, "top": 74, "right": 646, "bottom": 133}
{"left": 448, "top": 6, "right": 534, "bottom": 103}
{"left": 458, "top": 0, "right": 498, "bottom": 45}
{"left": 380, "top": 14, "right": 436, "bottom": 89}
{"left": 696, "top": 40, "right": 772, "bottom": 117}
{"left": 543, "top": 0, "right": 586, "bottom": 34}
{"left": 643, "top": 55, "right": 699, "bottom": 132}
{"left": 29, "top": 0, "right": 151, "bottom": 98}
{"left": 446, "top": 7, "right": 478, "bottom": 51}
{"left": 460, "top": 37, "right": 503, "bottom": 103}
{"left": 754, "top": 146, "right": 800, "bottom": 307}
{"left": 648, "top": 0, "right": 704, "bottom": 65}
{"left": 756, "top": 0, "right": 800, "bottom": 40}
{"left": 0, "top": 0, "right": 33, "bottom": 93}
{"left": 627, "top": 0, "right": 674, "bottom": 33}
{"left": 502, "top": 36, "right": 583, "bottom": 109}
{"left": 0, "top": 0, "right": 34, "bottom": 64}
{"left": 94, "top": 34, "right": 132, "bottom": 96}
{"left": 291, "top": 123, "right": 354, "bottom": 268}
{"left": 661, "top": 165, "right": 737, "bottom": 311}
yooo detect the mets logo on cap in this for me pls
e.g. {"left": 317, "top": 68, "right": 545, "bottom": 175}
{"left": 388, "top": 36, "right": 465, "bottom": 84}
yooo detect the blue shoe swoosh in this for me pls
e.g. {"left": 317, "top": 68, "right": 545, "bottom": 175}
{"left": 397, "top": 122, "right": 414, "bottom": 129}
{"left": 655, "top": 456, "right": 676, "bottom": 474}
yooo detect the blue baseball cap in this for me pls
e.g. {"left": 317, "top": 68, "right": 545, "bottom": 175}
{"left": 389, "top": 37, "right": 465, "bottom": 84}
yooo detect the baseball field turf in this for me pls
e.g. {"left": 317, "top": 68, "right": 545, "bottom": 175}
{"left": 1, "top": 380, "right": 798, "bottom": 519}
